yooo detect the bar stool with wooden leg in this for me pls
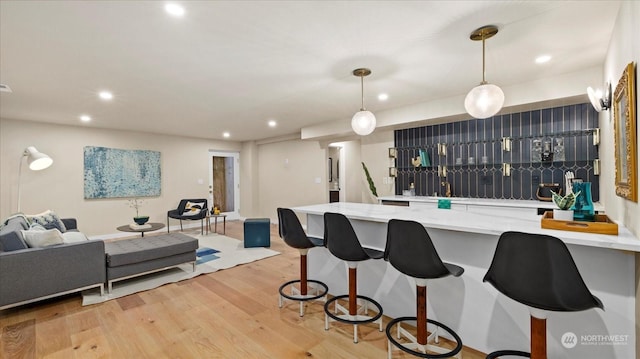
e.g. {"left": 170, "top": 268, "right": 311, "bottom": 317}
{"left": 384, "top": 219, "right": 464, "bottom": 358}
{"left": 277, "top": 208, "right": 328, "bottom": 316}
{"left": 483, "top": 231, "right": 604, "bottom": 359}
{"left": 323, "top": 212, "right": 384, "bottom": 343}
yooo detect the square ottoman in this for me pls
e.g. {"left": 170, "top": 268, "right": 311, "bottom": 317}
{"left": 244, "top": 218, "right": 270, "bottom": 248}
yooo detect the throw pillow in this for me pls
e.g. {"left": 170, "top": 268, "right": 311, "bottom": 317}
{"left": 182, "top": 201, "right": 205, "bottom": 216}
{"left": 62, "top": 231, "right": 89, "bottom": 243}
{"left": 0, "top": 231, "right": 28, "bottom": 252}
{"left": 0, "top": 215, "right": 30, "bottom": 251}
{"left": 26, "top": 210, "right": 67, "bottom": 232}
{"left": 21, "top": 228, "right": 64, "bottom": 248}
{"left": 29, "top": 223, "right": 47, "bottom": 231}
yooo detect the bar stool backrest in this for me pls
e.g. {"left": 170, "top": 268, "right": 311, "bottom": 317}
{"left": 385, "top": 219, "right": 453, "bottom": 279}
{"left": 324, "top": 212, "right": 370, "bottom": 262}
{"left": 483, "top": 231, "right": 604, "bottom": 312}
{"left": 277, "top": 208, "right": 315, "bottom": 250}
{"left": 277, "top": 208, "right": 284, "bottom": 239}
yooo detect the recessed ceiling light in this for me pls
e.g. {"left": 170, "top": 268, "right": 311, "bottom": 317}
{"left": 98, "top": 91, "right": 113, "bottom": 100}
{"left": 378, "top": 93, "right": 389, "bottom": 101}
{"left": 223, "top": 132, "right": 230, "bottom": 138}
{"left": 535, "top": 55, "right": 551, "bottom": 64}
{"left": 165, "top": 3, "right": 185, "bottom": 17}
{"left": 268, "top": 120, "right": 277, "bottom": 128}
{"left": 80, "top": 115, "right": 92, "bottom": 122}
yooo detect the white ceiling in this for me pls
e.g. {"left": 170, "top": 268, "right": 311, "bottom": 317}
{"left": 0, "top": 1, "right": 620, "bottom": 142}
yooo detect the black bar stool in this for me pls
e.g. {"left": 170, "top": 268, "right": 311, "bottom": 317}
{"left": 277, "top": 208, "right": 328, "bottom": 316}
{"left": 384, "top": 219, "right": 464, "bottom": 358}
{"left": 483, "top": 231, "right": 604, "bottom": 359}
{"left": 323, "top": 212, "right": 384, "bottom": 343}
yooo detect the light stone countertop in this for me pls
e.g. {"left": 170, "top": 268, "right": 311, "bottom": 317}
{"left": 377, "top": 195, "right": 606, "bottom": 211}
{"left": 292, "top": 202, "right": 639, "bottom": 252}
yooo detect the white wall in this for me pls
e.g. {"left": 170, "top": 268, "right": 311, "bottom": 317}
{"left": 361, "top": 129, "right": 395, "bottom": 202}
{"left": 240, "top": 141, "right": 259, "bottom": 218}
{"left": 340, "top": 140, "right": 362, "bottom": 203}
{"left": 256, "top": 138, "right": 327, "bottom": 223}
{"left": 601, "top": 1, "right": 640, "bottom": 238}
{"left": 600, "top": 3, "right": 640, "bottom": 356}
{"left": 0, "top": 118, "right": 241, "bottom": 237}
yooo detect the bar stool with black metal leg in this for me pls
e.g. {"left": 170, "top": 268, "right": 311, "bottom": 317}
{"left": 276, "top": 208, "right": 328, "bottom": 317}
{"left": 323, "top": 212, "right": 384, "bottom": 343}
{"left": 384, "top": 219, "right": 464, "bottom": 358}
{"left": 483, "top": 231, "right": 604, "bottom": 359}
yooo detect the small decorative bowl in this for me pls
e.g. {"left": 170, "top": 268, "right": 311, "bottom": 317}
{"left": 133, "top": 216, "right": 149, "bottom": 225}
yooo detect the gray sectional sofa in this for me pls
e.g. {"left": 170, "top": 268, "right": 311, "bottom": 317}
{"left": 1, "top": 215, "right": 199, "bottom": 310}
{"left": 0, "top": 216, "right": 106, "bottom": 310}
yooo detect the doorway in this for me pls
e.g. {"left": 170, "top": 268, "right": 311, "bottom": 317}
{"left": 208, "top": 151, "right": 240, "bottom": 220}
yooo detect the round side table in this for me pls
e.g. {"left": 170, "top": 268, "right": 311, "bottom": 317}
{"left": 116, "top": 222, "right": 165, "bottom": 237}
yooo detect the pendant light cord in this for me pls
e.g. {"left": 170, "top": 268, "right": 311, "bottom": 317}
{"left": 360, "top": 75, "right": 365, "bottom": 111}
{"left": 482, "top": 35, "right": 486, "bottom": 84}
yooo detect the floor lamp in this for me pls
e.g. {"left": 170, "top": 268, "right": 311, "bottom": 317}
{"left": 17, "top": 146, "right": 53, "bottom": 212}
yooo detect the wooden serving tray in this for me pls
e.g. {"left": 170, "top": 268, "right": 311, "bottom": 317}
{"left": 541, "top": 211, "right": 618, "bottom": 235}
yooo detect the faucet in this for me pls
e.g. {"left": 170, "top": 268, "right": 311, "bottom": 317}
{"left": 441, "top": 181, "right": 452, "bottom": 197}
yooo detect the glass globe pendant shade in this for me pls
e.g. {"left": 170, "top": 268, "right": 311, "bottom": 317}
{"left": 464, "top": 83, "right": 504, "bottom": 119}
{"left": 351, "top": 110, "right": 376, "bottom": 136}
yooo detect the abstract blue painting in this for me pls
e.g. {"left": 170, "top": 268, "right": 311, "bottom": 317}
{"left": 84, "top": 146, "right": 161, "bottom": 199}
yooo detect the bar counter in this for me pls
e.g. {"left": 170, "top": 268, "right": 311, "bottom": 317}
{"left": 292, "top": 202, "right": 639, "bottom": 358}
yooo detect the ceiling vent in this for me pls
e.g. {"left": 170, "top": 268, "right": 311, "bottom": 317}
{"left": 0, "top": 84, "right": 12, "bottom": 93}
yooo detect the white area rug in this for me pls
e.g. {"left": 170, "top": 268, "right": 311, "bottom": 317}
{"left": 82, "top": 234, "right": 279, "bottom": 306}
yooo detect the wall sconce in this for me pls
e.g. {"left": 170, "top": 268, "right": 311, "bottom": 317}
{"left": 587, "top": 83, "right": 611, "bottom": 112}
{"left": 501, "top": 137, "right": 511, "bottom": 152}
{"left": 437, "top": 143, "right": 447, "bottom": 156}
{"left": 502, "top": 163, "right": 511, "bottom": 177}
{"left": 18, "top": 146, "right": 53, "bottom": 212}
{"left": 593, "top": 128, "right": 600, "bottom": 146}
{"left": 438, "top": 165, "right": 448, "bottom": 177}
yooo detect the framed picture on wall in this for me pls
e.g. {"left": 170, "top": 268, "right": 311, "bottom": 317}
{"left": 613, "top": 62, "right": 637, "bottom": 202}
{"left": 84, "top": 146, "right": 161, "bottom": 199}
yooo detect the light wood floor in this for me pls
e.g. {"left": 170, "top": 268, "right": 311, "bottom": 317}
{"left": 0, "top": 221, "right": 486, "bottom": 358}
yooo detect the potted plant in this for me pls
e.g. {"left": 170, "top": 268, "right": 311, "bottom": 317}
{"left": 127, "top": 198, "right": 149, "bottom": 225}
{"left": 550, "top": 190, "right": 580, "bottom": 221}
{"left": 361, "top": 162, "right": 378, "bottom": 201}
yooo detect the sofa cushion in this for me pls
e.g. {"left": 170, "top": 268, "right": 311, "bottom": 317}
{"left": 0, "top": 216, "right": 29, "bottom": 252}
{"left": 105, "top": 233, "right": 198, "bottom": 267}
{"left": 21, "top": 228, "right": 64, "bottom": 248}
{"left": 26, "top": 210, "right": 67, "bottom": 232}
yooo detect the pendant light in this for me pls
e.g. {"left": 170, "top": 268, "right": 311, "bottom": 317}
{"left": 351, "top": 68, "right": 376, "bottom": 136}
{"left": 464, "top": 25, "right": 504, "bottom": 119}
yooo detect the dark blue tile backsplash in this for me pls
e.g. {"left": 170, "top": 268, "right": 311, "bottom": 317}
{"left": 394, "top": 103, "right": 599, "bottom": 201}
